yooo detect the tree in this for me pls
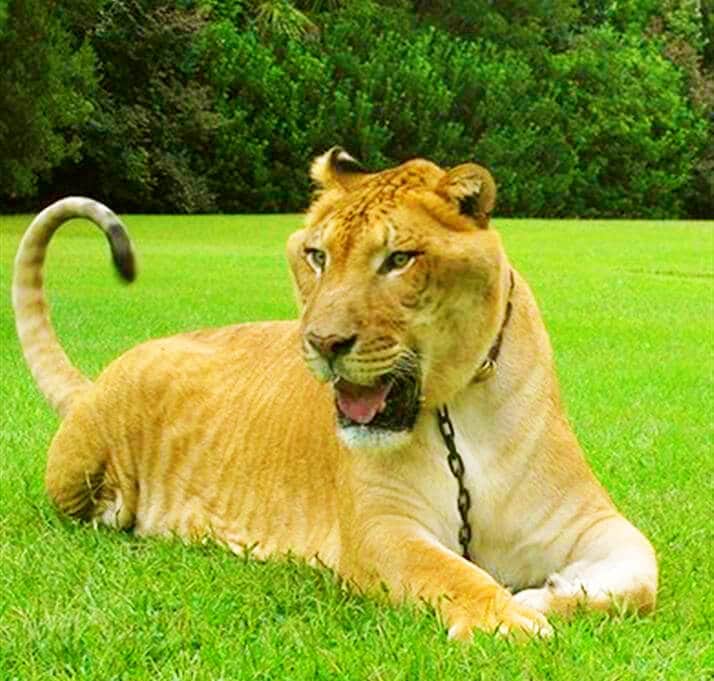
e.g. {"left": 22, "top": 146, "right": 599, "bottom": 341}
{"left": 0, "top": 0, "right": 96, "bottom": 202}
{"left": 549, "top": 27, "right": 707, "bottom": 217}
{"left": 412, "top": 0, "right": 582, "bottom": 54}
{"left": 55, "top": 0, "right": 220, "bottom": 213}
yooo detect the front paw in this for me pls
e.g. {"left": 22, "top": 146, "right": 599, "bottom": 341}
{"left": 513, "top": 574, "right": 584, "bottom": 617}
{"left": 447, "top": 596, "right": 553, "bottom": 641}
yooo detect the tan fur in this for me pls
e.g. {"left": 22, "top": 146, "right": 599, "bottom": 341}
{"left": 13, "top": 153, "right": 657, "bottom": 640}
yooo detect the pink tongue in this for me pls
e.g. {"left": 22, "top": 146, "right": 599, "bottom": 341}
{"left": 336, "top": 381, "right": 391, "bottom": 425}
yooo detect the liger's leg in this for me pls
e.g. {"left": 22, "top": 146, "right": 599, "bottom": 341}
{"left": 513, "top": 516, "right": 657, "bottom": 617}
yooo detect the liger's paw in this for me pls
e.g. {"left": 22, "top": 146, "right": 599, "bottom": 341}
{"left": 513, "top": 573, "right": 585, "bottom": 617}
{"left": 495, "top": 599, "right": 553, "bottom": 639}
{"left": 447, "top": 598, "right": 553, "bottom": 641}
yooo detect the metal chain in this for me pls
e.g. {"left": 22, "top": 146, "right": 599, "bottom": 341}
{"left": 435, "top": 271, "right": 515, "bottom": 561}
{"left": 436, "top": 405, "right": 473, "bottom": 561}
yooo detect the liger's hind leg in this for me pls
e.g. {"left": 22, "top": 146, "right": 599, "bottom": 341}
{"left": 45, "top": 399, "right": 135, "bottom": 529}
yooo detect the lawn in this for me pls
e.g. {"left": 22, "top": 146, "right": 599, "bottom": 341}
{"left": 0, "top": 212, "right": 712, "bottom": 680}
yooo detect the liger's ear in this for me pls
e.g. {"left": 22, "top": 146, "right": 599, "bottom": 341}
{"left": 437, "top": 163, "right": 496, "bottom": 229}
{"left": 310, "top": 146, "right": 369, "bottom": 191}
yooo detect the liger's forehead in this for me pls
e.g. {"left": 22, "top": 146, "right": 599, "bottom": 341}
{"left": 322, "top": 178, "right": 410, "bottom": 229}
{"left": 306, "top": 161, "right": 439, "bottom": 226}
{"left": 304, "top": 160, "right": 477, "bottom": 255}
{"left": 319, "top": 207, "right": 392, "bottom": 250}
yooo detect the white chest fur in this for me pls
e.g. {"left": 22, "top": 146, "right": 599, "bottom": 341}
{"left": 408, "top": 397, "right": 572, "bottom": 592}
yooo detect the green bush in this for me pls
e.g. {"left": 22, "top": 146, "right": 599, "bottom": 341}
{"left": 199, "top": 10, "right": 706, "bottom": 218}
{"left": 48, "top": 0, "right": 220, "bottom": 213}
{"left": 549, "top": 27, "right": 707, "bottom": 218}
{"left": 199, "top": 9, "right": 575, "bottom": 215}
{"left": 198, "top": 24, "right": 331, "bottom": 211}
{"left": 198, "top": 2, "right": 417, "bottom": 211}
{"left": 0, "top": 0, "right": 96, "bottom": 200}
{"left": 1, "top": 0, "right": 710, "bottom": 217}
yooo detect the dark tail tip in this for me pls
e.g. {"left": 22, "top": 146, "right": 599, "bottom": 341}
{"left": 106, "top": 222, "right": 136, "bottom": 283}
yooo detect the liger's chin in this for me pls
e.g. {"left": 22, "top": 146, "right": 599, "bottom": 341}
{"left": 331, "top": 369, "right": 422, "bottom": 453}
{"left": 336, "top": 424, "right": 414, "bottom": 453}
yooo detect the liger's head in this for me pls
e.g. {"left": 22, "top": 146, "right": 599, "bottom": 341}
{"left": 287, "top": 148, "right": 510, "bottom": 451}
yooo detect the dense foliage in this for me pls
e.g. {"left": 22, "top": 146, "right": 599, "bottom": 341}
{"left": 0, "top": 0, "right": 96, "bottom": 199}
{"left": 0, "top": 0, "right": 711, "bottom": 217}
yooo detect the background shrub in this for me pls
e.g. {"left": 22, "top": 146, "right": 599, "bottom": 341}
{"left": 549, "top": 27, "right": 707, "bottom": 218}
{"left": 0, "top": 0, "right": 96, "bottom": 199}
{"left": 0, "top": 0, "right": 711, "bottom": 217}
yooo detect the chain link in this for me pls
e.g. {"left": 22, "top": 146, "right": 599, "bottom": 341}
{"left": 435, "top": 270, "right": 515, "bottom": 561}
{"left": 437, "top": 405, "right": 473, "bottom": 561}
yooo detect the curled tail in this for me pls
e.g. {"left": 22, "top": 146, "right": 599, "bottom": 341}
{"left": 12, "top": 197, "right": 136, "bottom": 418}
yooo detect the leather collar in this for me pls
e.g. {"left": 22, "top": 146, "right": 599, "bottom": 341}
{"left": 472, "top": 269, "right": 515, "bottom": 384}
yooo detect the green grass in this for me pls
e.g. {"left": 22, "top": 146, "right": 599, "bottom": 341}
{"left": 1, "top": 213, "right": 712, "bottom": 680}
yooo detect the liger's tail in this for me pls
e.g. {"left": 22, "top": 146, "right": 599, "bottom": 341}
{"left": 12, "top": 197, "right": 136, "bottom": 417}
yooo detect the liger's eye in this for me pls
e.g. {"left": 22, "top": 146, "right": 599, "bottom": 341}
{"left": 305, "top": 248, "right": 327, "bottom": 272}
{"left": 379, "top": 251, "right": 421, "bottom": 274}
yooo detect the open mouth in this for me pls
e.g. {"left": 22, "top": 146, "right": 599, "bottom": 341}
{"left": 333, "top": 371, "right": 421, "bottom": 432}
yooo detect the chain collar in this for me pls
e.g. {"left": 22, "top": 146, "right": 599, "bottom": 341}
{"left": 437, "top": 270, "right": 515, "bottom": 561}
{"left": 471, "top": 269, "right": 515, "bottom": 384}
{"left": 437, "top": 405, "right": 473, "bottom": 560}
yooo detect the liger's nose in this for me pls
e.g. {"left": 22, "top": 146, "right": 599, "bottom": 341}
{"left": 306, "top": 332, "right": 357, "bottom": 362}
